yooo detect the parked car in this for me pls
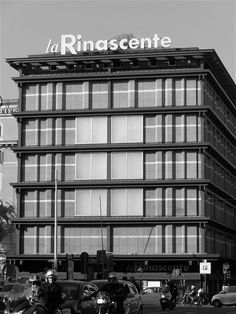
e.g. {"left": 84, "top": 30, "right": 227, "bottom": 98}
{"left": 91, "top": 279, "right": 143, "bottom": 314}
{"left": 56, "top": 280, "right": 99, "bottom": 314}
{"left": 211, "top": 285, "right": 236, "bottom": 308}
{"left": 140, "top": 287, "right": 162, "bottom": 307}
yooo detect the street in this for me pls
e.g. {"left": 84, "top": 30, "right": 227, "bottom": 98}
{"left": 143, "top": 305, "right": 236, "bottom": 314}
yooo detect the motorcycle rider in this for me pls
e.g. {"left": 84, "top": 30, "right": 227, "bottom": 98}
{"left": 100, "top": 272, "right": 129, "bottom": 314}
{"left": 41, "top": 269, "right": 62, "bottom": 313}
{"left": 24, "top": 275, "right": 47, "bottom": 314}
{"left": 168, "top": 281, "right": 178, "bottom": 304}
{"left": 185, "top": 285, "right": 197, "bottom": 303}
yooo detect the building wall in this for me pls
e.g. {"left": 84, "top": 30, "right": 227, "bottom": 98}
{"left": 0, "top": 101, "right": 18, "bottom": 254}
{"left": 16, "top": 75, "right": 236, "bottom": 258}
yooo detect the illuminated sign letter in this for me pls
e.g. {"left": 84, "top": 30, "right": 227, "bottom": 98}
{"left": 61, "top": 34, "right": 76, "bottom": 55}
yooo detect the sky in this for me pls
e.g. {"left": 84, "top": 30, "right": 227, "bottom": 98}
{"left": 0, "top": 0, "right": 235, "bottom": 99}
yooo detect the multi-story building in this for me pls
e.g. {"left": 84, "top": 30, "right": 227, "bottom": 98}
{"left": 0, "top": 99, "right": 18, "bottom": 254}
{"left": 6, "top": 47, "right": 236, "bottom": 292}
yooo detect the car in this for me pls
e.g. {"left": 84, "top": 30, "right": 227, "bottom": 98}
{"left": 140, "top": 286, "right": 162, "bottom": 307}
{"left": 211, "top": 285, "right": 236, "bottom": 308}
{"left": 56, "top": 280, "right": 99, "bottom": 314}
{"left": 91, "top": 279, "right": 143, "bottom": 314}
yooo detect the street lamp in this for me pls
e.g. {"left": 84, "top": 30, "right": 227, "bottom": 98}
{"left": 54, "top": 167, "right": 58, "bottom": 270}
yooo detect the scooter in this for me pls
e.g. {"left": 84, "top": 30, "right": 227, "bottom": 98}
{"left": 160, "top": 291, "right": 176, "bottom": 311}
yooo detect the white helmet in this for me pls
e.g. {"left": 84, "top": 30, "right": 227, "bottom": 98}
{"left": 191, "top": 285, "right": 195, "bottom": 289}
{"left": 45, "top": 269, "right": 57, "bottom": 279}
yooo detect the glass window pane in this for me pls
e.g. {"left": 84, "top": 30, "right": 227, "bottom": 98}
{"left": 91, "top": 82, "right": 108, "bottom": 109}
{"left": 175, "top": 115, "right": 185, "bottom": 142}
{"left": 127, "top": 189, "right": 143, "bottom": 215}
{"left": 111, "top": 153, "right": 127, "bottom": 179}
{"left": 92, "top": 117, "right": 107, "bottom": 143}
{"left": 127, "top": 116, "right": 143, "bottom": 142}
{"left": 187, "top": 152, "right": 197, "bottom": 178}
{"left": 77, "top": 117, "right": 91, "bottom": 143}
{"left": 187, "top": 226, "right": 198, "bottom": 252}
{"left": 138, "top": 80, "right": 155, "bottom": 107}
{"left": 176, "top": 188, "right": 185, "bottom": 216}
{"left": 145, "top": 188, "right": 162, "bottom": 216}
{"left": 165, "top": 151, "right": 173, "bottom": 179}
{"left": 187, "top": 189, "right": 197, "bottom": 216}
{"left": 176, "top": 226, "right": 185, "bottom": 253}
{"left": 127, "top": 152, "right": 143, "bottom": 179}
{"left": 111, "top": 189, "right": 127, "bottom": 215}
{"left": 186, "top": 79, "right": 197, "bottom": 106}
{"left": 165, "top": 115, "right": 173, "bottom": 142}
{"left": 176, "top": 152, "right": 185, "bottom": 179}
{"left": 186, "top": 116, "right": 197, "bottom": 142}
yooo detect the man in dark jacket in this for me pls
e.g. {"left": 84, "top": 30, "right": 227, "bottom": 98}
{"left": 100, "top": 272, "right": 129, "bottom": 314}
{"left": 41, "top": 269, "right": 62, "bottom": 313}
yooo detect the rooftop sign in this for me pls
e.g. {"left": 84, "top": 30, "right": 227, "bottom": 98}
{"left": 46, "top": 34, "right": 172, "bottom": 55}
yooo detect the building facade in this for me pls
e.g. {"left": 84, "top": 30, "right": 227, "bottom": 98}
{"left": 7, "top": 47, "right": 236, "bottom": 292}
{"left": 0, "top": 99, "right": 18, "bottom": 254}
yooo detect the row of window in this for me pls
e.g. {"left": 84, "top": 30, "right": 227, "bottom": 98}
{"left": 205, "top": 155, "right": 236, "bottom": 196}
{"left": 204, "top": 81, "right": 236, "bottom": 137}
{"left": 204, "top": 119, "right": 236, "bottom": 165}
{"left": 23, "top": 114, "right": 203, "bottom": 146}
{"left": 22, "top": 78, "right": 202, "bottom": 111}
{"left": 22, "top": 151, "right": 202, "bottom": 181}
{"left": 21, "top": 187, "right": 202, "bottom": 218}
{"left": 205, "top": 191, "right": 236, "bottom": 227}
{"left": 205, "top": 228, "right": 236, "bottom": 258}
{"left": 21, "top": 224, "right": 202, "bottom": 255}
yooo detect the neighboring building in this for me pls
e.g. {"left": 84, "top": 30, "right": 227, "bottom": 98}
{"left": 0, "top": 99, "right": 18, "bottom": 254}
{"left": 6, "top": 47, "right": 236, "bottom": 292}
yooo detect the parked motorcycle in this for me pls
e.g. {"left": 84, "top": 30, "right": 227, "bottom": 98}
{"left": 194, "top": 290, "right": 210, "bottom": 306}
{"left": 95, "top": 291, "right": 117, "bottom": 314}
{"left": 160, "top": 291, "right": 176, "bottom": 311}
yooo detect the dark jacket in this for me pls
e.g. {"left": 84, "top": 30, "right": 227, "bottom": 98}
{"left": 100, "top": 282, "right": 129, "bottom": 302}
{"left": 41, "top": 282, "right": 62, "bottom": 312}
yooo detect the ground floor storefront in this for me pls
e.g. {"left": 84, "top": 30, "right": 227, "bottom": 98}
{"left": 4, "top": 254, "right": 236, "bottom": 296}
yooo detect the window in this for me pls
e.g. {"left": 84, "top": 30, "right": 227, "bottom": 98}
{"left": 113, "top": 80, "right": 135, "bottom": 108}
{"left": 91, "top": 82, "right": 108, "bottom": 109}
{"left": 76, "top": 117, "right": 107, "bottom": 143}
{"left": 76, "top": 153, "right": 107, "bottom": 179}
{"left": 76, "top": 189, "right": 107, "bottom": 216}
{"left": 111, "top": 116, "right": 143, "bottom": 143}
{"left": 111, "top": 189, "right": 143, "bottom": 216}
{"left": 111, "top": 152, "right": 143, "bottom": 179}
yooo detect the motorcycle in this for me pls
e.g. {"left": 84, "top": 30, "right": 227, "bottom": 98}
{"left": 160, "top": 291, "right": 176, "bottom": 311}
{"left": 194, "top": 291, "right": 210, "bottom": 306}
{"left": 4, "top": 297, "right": 46, "bottom": 314}
{"left": 95, "top": 291, "right": 117, "bottom": 314}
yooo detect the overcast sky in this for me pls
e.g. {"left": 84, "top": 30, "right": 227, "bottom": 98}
{"left": 0, "top": 0, "right": 235, "bottom": 99}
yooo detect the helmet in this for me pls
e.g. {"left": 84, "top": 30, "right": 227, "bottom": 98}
{"left": 108, "top": 272, "right": 118, "bottom": 283}
{"left": 45, "top": 269, "right": 57, "bottom": 281}
{"left": 29, "top": 275, "right": 41, "bottom": 285}
{"left": 191, "top": 285, "right": 195, "bottom": 289}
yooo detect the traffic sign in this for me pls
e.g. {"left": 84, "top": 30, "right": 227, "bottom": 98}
{"left": 0, "top": 254, "right": 6, "bottom": 264}
{"left": 223, "top": 263, "right": 230, "bottom": 274}
{"left": 200, "top": 262, "right": 211, "bottom": 274}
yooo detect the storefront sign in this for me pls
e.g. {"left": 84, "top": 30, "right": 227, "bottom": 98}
{"left": 125, "top": 263, "right": 190, "bottom": 273}
{"left": 46, "top": 34, "right": 172, "bottom": 55}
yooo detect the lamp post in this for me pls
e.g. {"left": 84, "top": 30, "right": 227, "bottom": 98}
{"left": 54, "top": 167, "right": 58, "bottom": 270}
